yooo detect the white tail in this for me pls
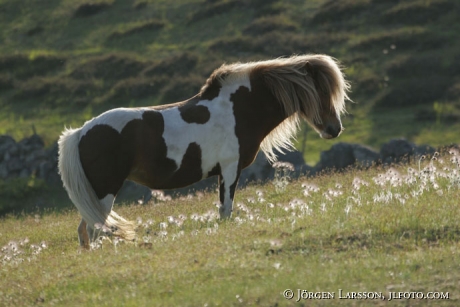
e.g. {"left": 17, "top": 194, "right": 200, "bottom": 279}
{"left": 58, "top": 128, "right": 136, "bottom": 241}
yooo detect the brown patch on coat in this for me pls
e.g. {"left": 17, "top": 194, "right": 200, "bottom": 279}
{"left": 231, "top": 74, "right": 285, "bottom": 170}
{"left": 128, "top": 110, "right": 178, "bottom": 187}
{"left": 79, "top": 109, "right": 204, "bottom": 199}
{"left": 199, "top": 70, "right": 226, "bottom": 101}
{"left": 79, "top": 124, "right": 133, "bottom": 199}
{"left": 127, "top": 110, "right": 204, "bottom": 189}
{"left": 207, "top": 163, "right": 221, "bottom": 177}
{"left": 167, "top": 142, "right": 203, "bottom": 187}
{"left": 178, "top": 103, "right": 211, "bottom": 124}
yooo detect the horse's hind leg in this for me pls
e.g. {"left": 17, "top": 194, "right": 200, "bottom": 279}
{"left": 85, "top": 194, "right": 116, "bottom": 243}
{"left": 78, "top": 218, "right": 90, "bottom": 249}
{"left": 75, "top": 195, "right": 117, "bottom": 249}
{"left": 79, "top": 125, "right": 132, "bottom": 244}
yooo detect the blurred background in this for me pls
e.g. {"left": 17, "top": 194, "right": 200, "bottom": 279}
{"left": 0, "top": 0, "right": 459, "bottom": 211}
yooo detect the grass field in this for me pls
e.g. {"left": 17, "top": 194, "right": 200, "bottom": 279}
{"left": 1, "top": 152, "right": 459, "bottom": 306}
{"left": 1, "top": 1, "right": 459, "bottom": 304}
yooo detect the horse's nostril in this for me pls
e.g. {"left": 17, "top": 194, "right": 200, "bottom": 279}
{"left": 325, "top": 125, "right": 341, "bottom": 138}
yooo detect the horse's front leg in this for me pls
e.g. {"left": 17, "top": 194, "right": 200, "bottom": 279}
{"left": 218, "top": 161, "right": 240, "bottom": 218}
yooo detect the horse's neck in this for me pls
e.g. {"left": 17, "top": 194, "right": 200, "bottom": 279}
{"left": 184, "top": 74, "right": 289, "bottom": 143}
{"left": 228, "top": 76, "right": 288, "bottom": 166}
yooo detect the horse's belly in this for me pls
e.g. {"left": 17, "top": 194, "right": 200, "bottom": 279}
{"left": 128, "top": 151, "right": 208, "bottom": 190}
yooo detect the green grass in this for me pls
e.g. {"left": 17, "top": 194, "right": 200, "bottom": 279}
{"left": 2, "top": 154, "right": 460, "bottom": 306}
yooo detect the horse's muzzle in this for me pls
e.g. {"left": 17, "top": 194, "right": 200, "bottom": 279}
{"left": 321, "top": 125, "right": 343, "bottom": 139}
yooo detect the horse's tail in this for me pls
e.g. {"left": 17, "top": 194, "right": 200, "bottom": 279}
{"left": 58, "top": 128, "right": 136, "bottom": 241}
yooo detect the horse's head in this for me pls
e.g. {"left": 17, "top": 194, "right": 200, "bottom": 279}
{"left": 254, "top": 54, "right": 350, "bottom": 162}
{"left": 301, "top": 59, "right": 349, "bottom": 140}
{"left": 310, "top": 108, "right": 343, "bottom": 139}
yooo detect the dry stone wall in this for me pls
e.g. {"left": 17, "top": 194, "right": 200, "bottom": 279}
{"left": 0, "top": 134, "right": 453, "bottom": 202}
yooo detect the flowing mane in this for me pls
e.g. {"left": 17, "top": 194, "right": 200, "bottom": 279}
{"left": 200, "top": 54, "right": 351, "bottom": 162}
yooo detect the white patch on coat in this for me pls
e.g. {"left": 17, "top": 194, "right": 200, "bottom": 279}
{"left": 158, "top": 75, "right": 251, "bottom": 177}
{"left": 80, "top": 108, "right": 143, "bottom": 139}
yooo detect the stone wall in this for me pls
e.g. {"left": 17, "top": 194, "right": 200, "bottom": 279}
{"left": 0, "top": 134, "right": 456, "bottom": 202}
{"left": 0, "top": 134, "right": 60, "bottom": 184}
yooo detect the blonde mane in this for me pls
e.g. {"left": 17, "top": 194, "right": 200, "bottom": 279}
{"left": 201, "top": 54, "right": 351, "bottom": 162}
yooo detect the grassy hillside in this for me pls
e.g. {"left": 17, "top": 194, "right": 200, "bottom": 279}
{"left": 1, "top": 153, "right": 459, "bottom": 306}
{"left": 0, "top": 0, "right": 459, "bottom": 164}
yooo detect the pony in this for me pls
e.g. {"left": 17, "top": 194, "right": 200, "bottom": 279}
{"left": 58, "top": 54, "right": 350, "bottom": 248}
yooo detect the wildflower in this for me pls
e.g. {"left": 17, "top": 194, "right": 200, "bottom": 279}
{"left": 273, "top": 162, "right": 294, "bottom": 192}
{"left": 320, "top": 203, "right": 327, "bottom": 212}
{"left": 19, "top": 238, "right": 29, "bottom": 246}
{"left": 327, "top": 189, "right": 342, "bottom": 197}
{"left": 301, "top": 182, "right": 320, "bottom": 192}
{"left": 158, "top": 231, "right": 168, "bottom": 238}
{"left": 272, "top": 161, "right": 294, "bottom": 171}
{"left": 178, "top": 214, "right": 187, "bottom": 221}
{"left": 344, "top": 205, "right": 351, "bottom": 215}
{"left": 237, "top": 202, "right": 249, "bottom": 212}
{"left": 203, "top": 210, "right": 219, "bottom": 222}
{"left": 174, "top": 219, "right": 184, "bottom": 227}
{"left": 113, "top": 237, "right": 121, "bottom": 246}
{"left": 234, "top": 217, "right": 244, "bottom": 225}
{"left": 352, "top": 177, "right": 369, "bottom": 190}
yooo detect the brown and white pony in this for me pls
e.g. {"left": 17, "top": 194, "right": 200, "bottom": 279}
{"left": 58, "top": 54, "right": 350, "bottom": 248}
